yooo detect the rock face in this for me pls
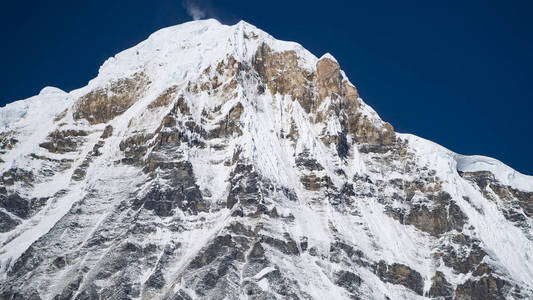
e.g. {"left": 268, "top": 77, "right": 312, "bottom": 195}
{"left": 0, "top": 19, "right": 532, "bottom": 300}
{"left": 73, "top": 72, "right": 150, "bottom": 124}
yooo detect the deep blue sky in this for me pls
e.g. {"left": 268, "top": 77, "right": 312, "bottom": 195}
{"left": 1, "top": 1, "right": 532, "bottom": 175}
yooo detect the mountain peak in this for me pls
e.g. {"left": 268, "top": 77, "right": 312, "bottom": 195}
{"left": 91, "top": 19, "right": 317, "bottom": 89}
{"left": 1, "top": 20, "right": 532, "bottom": 299}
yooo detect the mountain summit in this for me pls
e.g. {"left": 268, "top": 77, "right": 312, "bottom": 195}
{"left": 1, "top": 19, "right": 532, "bottom": 299}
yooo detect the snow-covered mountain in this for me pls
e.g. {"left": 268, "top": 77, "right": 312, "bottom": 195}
{"left": 1, "top": 19, "right": 532, "bottom": 299}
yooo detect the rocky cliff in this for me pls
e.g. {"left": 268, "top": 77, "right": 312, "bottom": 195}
{"left": 0, "top": 19, "right": 532, "bottom": 299}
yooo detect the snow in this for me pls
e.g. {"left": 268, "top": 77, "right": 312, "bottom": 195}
{"left": 39, "top": 86, "right": 66, "bottom": 95}
{"left": 401, "top": 133, "right": 533, "bottom": 192}
{"left": 0, "top": 183, "right": 84, "bottom": 275}
{"left": 252, "top": 266, "right": 276, "bottom": 280}
{"left": 456, "top": 154, "right": 533, "bottom": 192}
{"left": 0, "top": 91, "right": 72, "bottom": 172}
{"left": 320, "top": 52, "right": 338, "bottom": 63}
{"left": 257, "top": 278, "right": 269, "bottom": 291}
{"left": 1, "top": 18, "right": 532, "bottom": 299}
{"left": 0, "top": 99, "right": 30, "bottom": 129}
{"left": 88, "top": 19, "right": 319, "bottom": 94}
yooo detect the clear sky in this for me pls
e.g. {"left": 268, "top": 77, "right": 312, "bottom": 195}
{"left": 1, "top": 0, "right": 532, "bottom": 175}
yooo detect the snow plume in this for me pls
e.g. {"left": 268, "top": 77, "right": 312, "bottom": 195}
{"left": 182, "top": 0, "right": 207, "bottom": 20}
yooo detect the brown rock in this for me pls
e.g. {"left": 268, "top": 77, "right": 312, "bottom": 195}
{"left": 346, "top": 114, "right": 395, "bottom": 146}
{"left": 209, "top": 102, "right": 244, "bottom": 138}
{"left": 455, "top": 275, "right": 509, "bottom": 300}
{"left": 374, "top": 260, "right": 424, "bottom": 295}
{"left": 73, "top": 72, "right": 150, "bottom": 124}
{"left": 396, "top": 192, "right": 467, "bottom": 236}
{"left": 174, "top": 95, "right": 191, "bottom": 115}
{"left": 316, "top": 56, "right": 341, "bottom": 102}
{"left": 441, "top": 243, "right": 486, "bottom": 274}
{"left": 100, "top": 125, "right": 113, "bottom": 139}
{"left": 253, "top": 43, "right": 315, "bottom": 113}
{"left": 39, "top": 130, "right": 88, "bottom": 154}
{"left": 147, "top": 85, "right": 179, "bottom": 109}
{"left": 300, "top": 173, "right": 333, "bottom": 191}
{"left": 428, "top": 271, "right": 453, "bottom": 299}
{"left": 119, "top": 133, "right": 154, "bottom": 164}
{"left": 53, "top": 109, "right": 68, "bottom": 122}
{"left": 342, "top": 81, "right": 359, "bottom": 104}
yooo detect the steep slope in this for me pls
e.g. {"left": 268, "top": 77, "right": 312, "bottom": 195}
{"left": 0, "top": 19, "right": 532, "bottom": 299}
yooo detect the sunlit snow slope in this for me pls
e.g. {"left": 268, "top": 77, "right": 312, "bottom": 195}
{"left": 0, "top": 19, "right": 532, "bottom": 300}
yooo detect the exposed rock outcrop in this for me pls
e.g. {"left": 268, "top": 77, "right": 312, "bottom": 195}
{"left": 374, "top": 261, "right": 424, "bottom": 295}
{"left": 73, "top": 72, "right": 150, "bottom": 124}
{"left": 39, "top": 129, "right": 88, "bottom": 154}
